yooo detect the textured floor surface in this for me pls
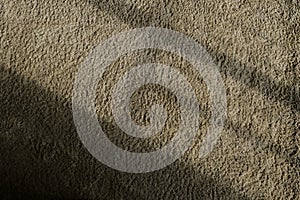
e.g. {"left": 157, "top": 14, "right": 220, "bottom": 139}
{"left": 0, "top": 0, "right": 299, "bottom": 199}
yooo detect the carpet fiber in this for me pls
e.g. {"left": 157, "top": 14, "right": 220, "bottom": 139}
{"left": 0, "top": 0, "right": 299, "bottom": 199}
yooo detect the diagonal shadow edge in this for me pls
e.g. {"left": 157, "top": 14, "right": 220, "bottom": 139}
{"left": 88, "top": 0, "right": 300, "bottom": 113}
{"left": 0, "top": 63, "right": 251, "bottom": 199}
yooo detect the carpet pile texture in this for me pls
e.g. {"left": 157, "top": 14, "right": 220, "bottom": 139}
{"left": 0, "top": 0, "right": 299, "bottom": 199}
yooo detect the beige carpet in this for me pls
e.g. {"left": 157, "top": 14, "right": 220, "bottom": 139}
{"left": 0, "top": 0, "right": 299, "bottom": 199}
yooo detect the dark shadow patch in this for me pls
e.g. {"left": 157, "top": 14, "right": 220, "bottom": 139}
{"left": 0, "top": 64, "right": 250, "bottom": 199}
